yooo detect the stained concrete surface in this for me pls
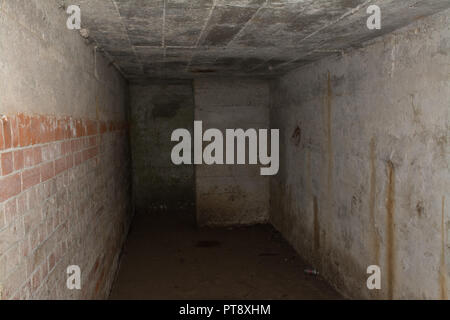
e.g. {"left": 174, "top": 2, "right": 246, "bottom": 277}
{"left": 109, "top": 212, "right": 341, "bottom": 300}
{"left": 194, "top": 78, "right": 270, "bottom": 227}
{"left": 270, "top": 9, "right": 450, "bottom": 299}
{"left": 65, "top": 0, "right": 450, "bottom": 79}
{"left": 130, "top": 81, "right": 195, "bottom": 213}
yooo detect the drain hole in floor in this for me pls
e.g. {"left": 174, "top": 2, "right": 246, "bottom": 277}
{"left": 258, "top": 253, "right": 280, "bottom": 257}
{"left": 195, "top": 240, "right": 221, "bottom": 248}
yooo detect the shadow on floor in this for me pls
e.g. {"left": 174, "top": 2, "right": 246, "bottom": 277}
{"left": 109, "top": 212, "right": 342, "bottom": 300}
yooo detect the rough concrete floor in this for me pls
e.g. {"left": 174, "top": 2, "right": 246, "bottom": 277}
{"left": 109, "top": 212, "right": 342, "bottom": 300}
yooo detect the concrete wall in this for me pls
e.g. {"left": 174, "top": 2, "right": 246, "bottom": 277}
{"left": 0, "top": 1, "right": 131, "bottom": 299}
{"left": 130, "top": 81, "right": 195, "bottom": 213}
{"left": 270, "top": 10, "right": 450, "bottom": 299}
{"left": 194, "top": 78, "right": 270, "bottom": 227}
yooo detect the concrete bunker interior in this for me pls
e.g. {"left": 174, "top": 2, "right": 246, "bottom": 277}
{"left": 0, "top": 0, "right": 449, "bottom": 300}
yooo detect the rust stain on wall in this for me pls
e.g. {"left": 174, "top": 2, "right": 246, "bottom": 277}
{"left": 369, "top": 137, "right": 380, "bottom": 265}
{"left": 326, "top": 72, "right": 334, "bottom": 194}
{"left": 440, "top": 196, "right": 448, "bottom": 300}
{"left": 96, "top": 95, "right": 100, "bottom": 120}
{"left": 385, "top": 161, "right": 396, "bottom": 300}
{"left": 305, "top": 149, "right": 312, "bottom": 204}
{"left": 313, "top": 196, "right": 320, "bottom": 252}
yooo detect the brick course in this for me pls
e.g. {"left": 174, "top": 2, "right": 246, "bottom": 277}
{"left": 0, "top": 113, "right": 131, "bottom": 300}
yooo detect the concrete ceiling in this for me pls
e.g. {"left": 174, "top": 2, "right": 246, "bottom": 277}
{"left": 68, "top": 0, "right": 450, "bottom": 80}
